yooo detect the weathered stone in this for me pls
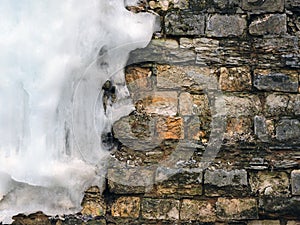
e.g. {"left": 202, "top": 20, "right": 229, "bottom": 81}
{"left": 276, "top": 119, "right": 300, "bottom": 142}
{"left": 285, "top": 0, "right": 300, "bottom": 9}
{"left": 216, "top": 198, "right": 258, "bottom": 220}
{"left": 264, "top": 94, "right": 290, "bottom": 116}
{"left": 206, "top": 14, "right": 247, "bottom": 37}
{"left": 107, "top": 168, "right": 154, "bottom": 194}
{"left": 141, "top": 198, "right": 180, "bottom": 220}
{"left": 254, "top": 69, "right": 298, "bottom": 93}
{"left": 179, "top": 93, "right": 210, "bottom": 116}
{"left": 259, "top": 197, "right": 300, "bottom": 218}
{"left": 249, "top": 171, "right": 290, "bottom": 196}
{"left": 252, "top": 36, "right": 299, "bottom": 68}
{"left": 287, "top": 221, "right": 300, "bottom": 225}
{"left": 142, "top": 91, "right": 178, "bottom": 116}
{"left": 165, "top": 10, "right": 205, "bottom": 35}
{"left": 225, "top": 117, "right": 254, "bottom": 143}
{"left": 125, "top": 67, "right": 152, "bottom": 92}
{"left": 148, "top": 0, "right": 189, "bottom": 10}
{"left": 111, "top": 197, "right": 140, "bottom": 218}
{"left": 292, "top": 170, "right": 300, "bottom": 195}
{"left": 12, "top": 212, "right": 50, "bottom": 225}
{"left": 156, "top": 64, "right": 216, "bottom": 91}
{"left": 128, "top": 39, "right": 196, "bottom": 65}
{"left": 156, "top": 116, "right": 184, "bottom": 139}
{"left": 249, "top": 14, "right": 287, "bottom": 36}
{"left": 248, "top": 221, "right": 280, "bottom": 225}
{"left": 254, "top": 116, "right": 269, "bottom": 142}
{"left": 151, "top": 168, "right": 203, "bottom": 196}
{"left": 241, "top": 0, "right": 284, "bottom": 13}
{"left": 180, "top": 199, "right": 216, "bottom": 222}
{"left": 185, "top": 116, "right": 210, "bottom": 142}
{"left": 224, "top": 95, "right": 261, "bottom": 117}
{"left": 204, "top": 169, "right": 249, "bottom": 196}
{"left": 287, "top": 94, "right": 300, "bottom": 116}
{"left": 81, "top": 186, "right": 106, "bottom": 217}
{"left": 219, "top": 67, "right": 252, "bottom": 91}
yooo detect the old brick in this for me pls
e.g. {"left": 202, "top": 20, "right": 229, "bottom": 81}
{"left": 291, "top": 170, "right": 300, "bottom": 195}
{"left": 248, "top": 221, "right": 280, "bottom": 225}
{"left": 204, "top": 169, "right": 249, "bottom": 196}
{"left": 206, "top": 14, "right": 247, "bottom": 37}
{"left": 165, "top": 10, "right": 205, "bottom": 35}
{"left": 276, "top": 119, "right": 300, "bottom": 142}
{"left": 216, "top": 198, "right": 258, "bottom": 220}
{"left": 241, "top": 0, "right": 284, "bottom": 13}
{"left": 249, "top": 171, "right": 290, "bottom": 196}
{"left": 219, "top": 67, "right": 252, "bottom": 91}
{"left": 156, "top": 116, "right": 184, "bottom": 139}
{"left": 254, "top": 69, "right": 298, "bottom": 93}
{"left": 107, "top": 168, "right": 154, "bottom": 194}
{"left": 111, "top": 197, "right": 140, "bottom": 218}
{"left": 141, "top": 198, "right": 180, "bottom": 220}
{"left": 249, "top": 14, "right": 287, "bottom": 36}
{"left": 180, "top": 199, "right": 216, "bottom": 222}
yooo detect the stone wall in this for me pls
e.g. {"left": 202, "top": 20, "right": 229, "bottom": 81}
{"left": 11, "top": 0, "right": 300, "bottom": 225}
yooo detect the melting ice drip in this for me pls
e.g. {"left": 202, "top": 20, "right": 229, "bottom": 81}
{"left": 0, "top": 0, "right": 156, "bottom": 222}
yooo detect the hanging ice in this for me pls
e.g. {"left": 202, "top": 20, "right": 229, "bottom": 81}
{"left": 0, "top": 0, "right": 157, "bottom": 222}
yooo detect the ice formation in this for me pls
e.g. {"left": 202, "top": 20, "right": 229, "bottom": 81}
{"left": 0, "top": 0, "right": 156, "bottom": 222}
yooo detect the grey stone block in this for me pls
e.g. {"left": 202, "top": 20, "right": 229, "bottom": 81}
{"left": 276, "top": 119, "right": 300, "bottom": 142}
{"left": 292, "top": 170, "right": 300, "bottom": 196}
{"left": 165, "top": 10, "right": 205, "bottom": 36}
{"left": 249, "top": 14, "right": 287, "bottom": 36}
{"left": 242, "top": 0, "right": 284, "bottom": 13}
{"left": 206, "top": 14, "right": 247, "bottom": 37}
{"left": 254, "top": 72, "right": 298, "bottom": 93}
{"left": 254, "top": 115, "right": 269, "bottom": 142}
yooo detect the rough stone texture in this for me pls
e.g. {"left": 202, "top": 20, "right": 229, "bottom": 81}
{"left": 285, "top": 0, "right": 300, "bottom": 9}
{"left": 252, "top": 36, "right": 299, "bottom": 68}
{"left": 140, "top": 91, "right": 178, "bottom": 116}
{"left": 165, "top": 10, "right": 205, "bottom": 35}
{"left": 248, "top": 221, "right": 280, "bottom": 225}
{"left": 253, "top": 69, "right": 299, "bottom": 93}
{"left": 264, "top": 94, "right": 290, "bottom": 116}
{"left": 219, "top": 67, "right": 252, "bottom": 91}
{"left": 259, "top": 197, "right": 300, "bottom": 218}
{"left": 128, "top": 39, "right": 196, "bottom": 65}
{"left": 276, "top": 119, "right": 300, "bottom": 142}
{"left": 156, "top": 116, "right": 184, "bottom": 139}
{"left": 156, "top": 64, "right": 216, "bottom": 91}
{"left": 179, "top": 93, "right": 210, "bottom": 116}
{"left": 81, "top": 186, "right": 106, "bottom": 217}
{"left": 204, "top": 169, "right": 249, "bottom": 196}
{"left": 241, "top": 0, "right": 284, "bottom": 13}
{"left": 216, "top": 198, "right": 258, "bottom": 220}
{"left": 12, "top": 212, "right": 51, "bottom": 225}
{"left": 150, "top": 168, "right": 203, "bottom": 196}
{"left": 125, "top": 67, "right": 152, "bottom": 92}
{"left": 107, "top": 168, "right": 154, "bottom": 194}
{"left": 287, "top": 221, "right": 300, "bottom": 225}
{"left": 224, "top": 95, "right": 261, "bottom": 117}
{"left": 254, "top": 115, "right": 269, "bottom": 142}
{"left": 180, "top": 199, "right": 216, "bottom": 222}
{"left": 249, "top": 14, "right": 287, "bottom": 36}
{"left": 249, "top": 171, "right": 290, "bottom": 196}
{"left": 292, "top": 170, "right": 300, "bottom": 196}
{"left": 206, "top": 14, "right": 247, "bottom": 37}
{"left": 111, "top": 197, "right": 140, "bottom": 218}
{"left": 141, "top": 198, "right": 180, "bottom": 220}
